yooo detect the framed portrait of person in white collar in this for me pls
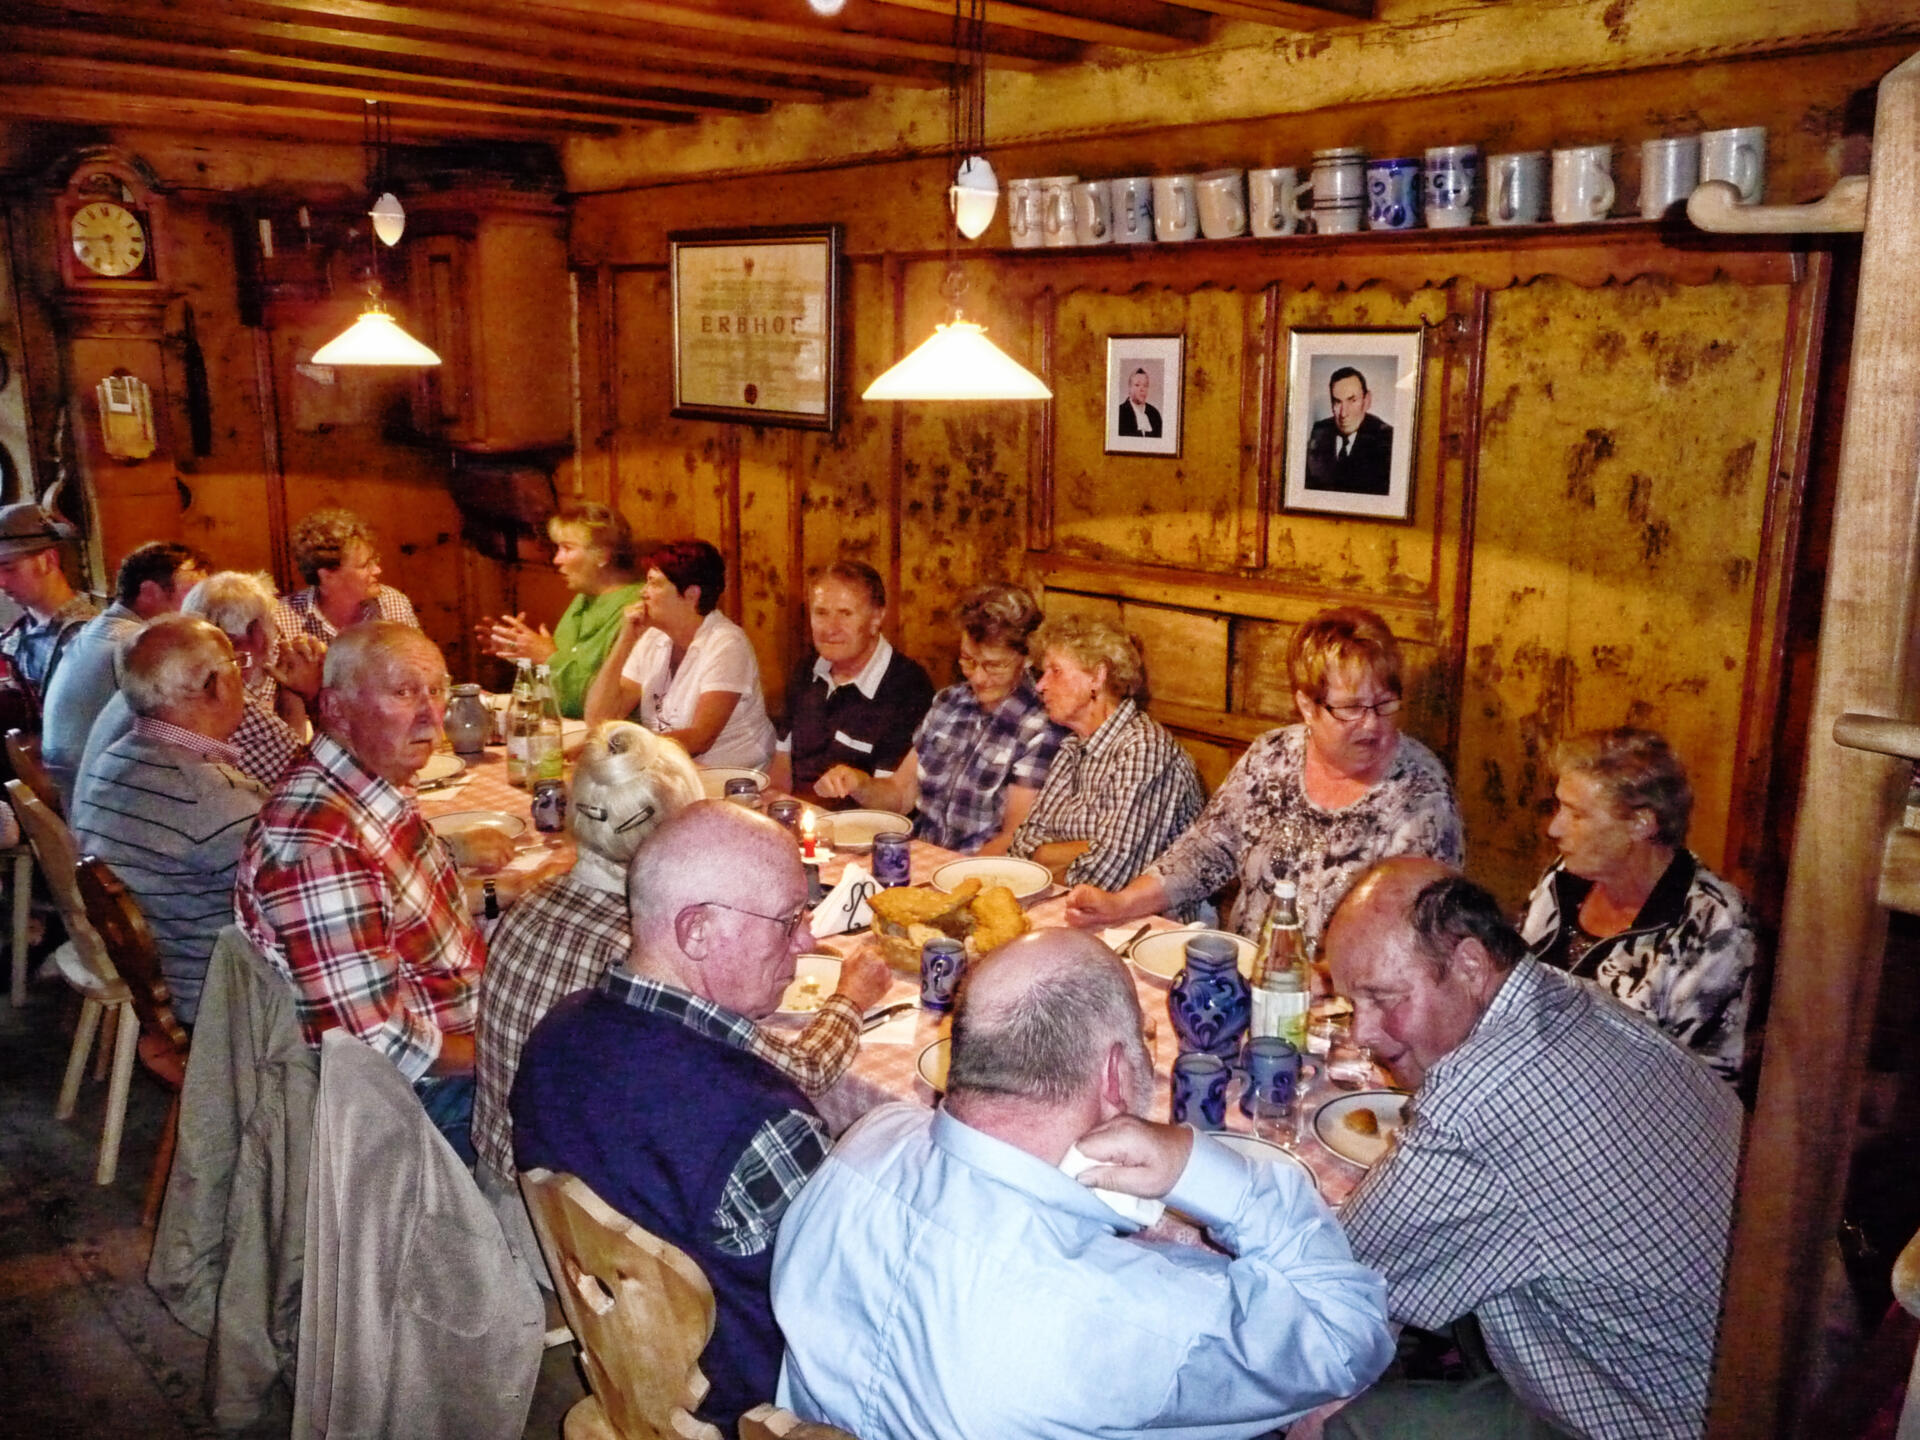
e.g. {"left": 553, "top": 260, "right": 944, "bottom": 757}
{"left": 1282, "top": 327, "right": 1424, "bottom": 523}
{"left": 1104, "top": 334, "right": 1184, "bottom": 458}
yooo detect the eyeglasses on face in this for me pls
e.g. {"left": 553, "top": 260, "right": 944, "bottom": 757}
{"left": 700, "top": 900, "right": 810, "bottom": 941}
{"left": 1319, "top": 697, "right": 1403, "bottom": 723}
{"left": 957, "top": 650, "right": 1024, "bottom": 678}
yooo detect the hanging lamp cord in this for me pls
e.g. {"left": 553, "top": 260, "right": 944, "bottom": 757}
{"left": 942, "top": 0, "right": 988, "bottom": 313}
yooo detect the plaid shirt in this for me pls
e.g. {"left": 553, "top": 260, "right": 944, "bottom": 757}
{"left": 910, "top": 678, "right": 1065, "bottom": 852}
{"left": 598, "top": 968, "right": 830, "bottom": 1258}
{"left": 1008, "top": 698, "right": 1204, "bottom": 892}
{"left": 0, "top": 592, "right": 99, "bottom": 704}
{"left": 273, "top": 583, "right": 420, "bottom": 644}
{"left": 1340, "top": 960, "right": 1743, "bottom": 1440}
{"left": 230, "top": 694, "right": 304, "bottom": 789}
{"left": 474, "top": 869, "right": 861, "bottom": 1177}
{"left": 236, "top": 731, "right": 484, "bottom": 1083}
{"left": 132, "top": 715, "right": 241, "bottom": 766}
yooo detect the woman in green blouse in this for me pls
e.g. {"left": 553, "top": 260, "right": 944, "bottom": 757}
{"left": 478, "top": 502, "right": 641, "bottom": 718}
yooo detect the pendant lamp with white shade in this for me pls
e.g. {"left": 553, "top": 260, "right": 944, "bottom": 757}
{"left": 861, "top": 0, "right": 1049, "bottom": 403}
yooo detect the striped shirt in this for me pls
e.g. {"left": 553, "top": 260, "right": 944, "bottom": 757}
{"left": 473, "top": 868, "right": 862, "bottom": 1179}
{"left": 67, "top": 725, "right": 267, "bottom": 1024}
{"left": 236, "top": 731, "right": 483, "bottom": 1082}
{"left": 1009, "top": 699, "right": 1204, "bottom": 892}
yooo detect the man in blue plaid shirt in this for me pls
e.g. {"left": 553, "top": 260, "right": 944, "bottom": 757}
{"left": 1324, "top": 858, "right": 1741, "bottom": 1440}
{"left": 513, "top": 800, "right": 887, "bottom": 1435}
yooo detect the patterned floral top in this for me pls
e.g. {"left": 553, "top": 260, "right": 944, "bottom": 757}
{"left": 1519, "top": 851, "right": 1754, "bottom": 1083}
{"left": 1149, "top": 724, "right": 1464, "bottom": 946}
{"left": 909, "top": 677, "right": 1065, "bottom": 853}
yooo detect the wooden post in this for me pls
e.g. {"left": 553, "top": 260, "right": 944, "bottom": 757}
{"left": 1708, "top": 48, "right": 1920, "bottom": 1439}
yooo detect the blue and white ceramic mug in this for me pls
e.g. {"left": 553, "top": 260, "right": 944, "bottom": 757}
{"left": 1423, "top": 144, "right": 1480, "bottom": 228}
{"left": 1171, "top": 1051, "right": 1230, "bottom": 1130}
{"left": 1367, "top": 157, "right": 1423, "bottom": 230}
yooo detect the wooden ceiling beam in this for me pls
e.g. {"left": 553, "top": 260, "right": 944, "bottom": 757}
{"left": 0, "top": 84, "right": 603, "bottom": 142}
{"left": 9, "top": 53, "right": 696, "bottom": 131}
{"left": 199, "top": 0, "right": 942, "bottom": 91}
{"left": 866, "top": 0, "right": 1208, "bottom": 50}
{"left": 3, "top": 24, "right": 716, "bottom": 121}
{"left": 506, "top": 0, "right": 1081, "bottom": 70}
{"left": 33, "top": 0, "right": 865, "bottom": 108}
{"left": 1163, "top": 0, "right": 1371, "bottom": 26}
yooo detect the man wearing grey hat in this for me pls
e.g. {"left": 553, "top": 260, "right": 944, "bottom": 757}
{"left": 0, "top": 502, "right": 97, "bottom": 715}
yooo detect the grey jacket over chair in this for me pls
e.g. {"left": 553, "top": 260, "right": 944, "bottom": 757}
{"left": 148, "top": 924, "right": 319, "bottom": 1428}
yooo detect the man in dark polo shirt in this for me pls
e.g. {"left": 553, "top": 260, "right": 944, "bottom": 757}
{"left": 511, "top": 800, "right": 886, "bottom": 1436}
{"left": 768, "top": 560, "right": 934, "bottom": 797}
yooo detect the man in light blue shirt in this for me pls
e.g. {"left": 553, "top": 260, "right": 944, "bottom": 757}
{"left": 771, "top": 929, "right": 1393, "bottom": 1439}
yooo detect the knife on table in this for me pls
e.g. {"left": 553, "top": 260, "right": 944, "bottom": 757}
{"left": 861, "top": 1001, "right": 917, "bottom": 1033}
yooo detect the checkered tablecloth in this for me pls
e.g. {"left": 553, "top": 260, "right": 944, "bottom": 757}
{"left": 419, "top": 762, "right": 1373, "bottom": 1206}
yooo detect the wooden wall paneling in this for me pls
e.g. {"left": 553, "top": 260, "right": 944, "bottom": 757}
{"left": 566, "top": 264, "right": 613, "bottom": 503}
{"left": 1442, "top": 285, "right": 1493, "bottom": 769}
{"left": 1121, "top": 602, "right": 1229, "bottom": 713}
{"left": 1455, "top": 273, "right": 1794, "bottom": 908}
{"left": 1710, "top": 52, "right": 1920, "bottom": 1440}
{"left": 1026, "top": 284, "right": 1055, "bottom": 557}
{"left": 608, "top": 265, "right": 703, "bottom": 543}
{"left": 1241, "top": 282, "right": 1282, "bottom": 571}
{"left": 1049, "top": 286, "right": 1248, "bottom": 569}
{"left": 1719, "top": 251, "right": 1833, "bottom": 905}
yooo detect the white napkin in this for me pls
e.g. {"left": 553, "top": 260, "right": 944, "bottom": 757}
{"left": 1059, "top": 1144, "right": 1166, "bottom": 1230}
{"left": 812, "top": 862, "right": 877, "bottom": 936}
{"left": 863, "top": 1009, "right": 921, "bottom": 1046}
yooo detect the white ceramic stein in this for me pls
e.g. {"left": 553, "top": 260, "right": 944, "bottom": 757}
{"left": 1551, "top": 144, "right": 1615, "bottom": 224}
{"left": 1152, "top": 174, "right": 1199, "bottom": 242}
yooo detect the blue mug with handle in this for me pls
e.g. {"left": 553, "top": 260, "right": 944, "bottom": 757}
{"left": 1367, "top": 157, "right": 1424, "bottom": 231}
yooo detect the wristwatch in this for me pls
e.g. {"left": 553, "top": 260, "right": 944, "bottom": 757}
{"left": 482, "top": 880, "right": 499, "bottom": 920}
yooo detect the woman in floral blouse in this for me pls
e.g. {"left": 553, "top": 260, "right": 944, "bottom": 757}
{"left": 1065, "top": 604, "right": 1463, "bottom": 947}
{"left": 815, "top": 583, "right": 1064, "bottom": 854}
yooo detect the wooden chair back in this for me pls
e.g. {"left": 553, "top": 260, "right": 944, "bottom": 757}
{"left": 76, "top": 855, "right": 190, "bottom": 1058}
{"left": 6, "top": 728, "right": 61, "bottom": 814}
{"left": 738, "top": 1406, "right": 861, "bottom": 1440}
{"left": 518, "top": 1167, "right": 722, "bottom": 1440}
{"left": 4, "top": 778, "right": 116, "bottom": 986}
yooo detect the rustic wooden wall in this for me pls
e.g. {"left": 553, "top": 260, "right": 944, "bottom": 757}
{"left": 569, "top": 45, "right": 1880, "bottom": 913}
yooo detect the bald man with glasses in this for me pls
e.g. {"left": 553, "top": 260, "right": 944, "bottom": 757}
{"left": 512, "top": 800, "right": 886, "bottom": 1437}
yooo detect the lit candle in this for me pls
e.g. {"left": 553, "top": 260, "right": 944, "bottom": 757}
{"left": 800, "top": 808, "right": 817, "bottom": 860}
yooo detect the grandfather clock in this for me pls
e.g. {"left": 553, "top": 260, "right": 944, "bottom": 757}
{"left": 48, "top": 147, "right": 177, "bottom": 573}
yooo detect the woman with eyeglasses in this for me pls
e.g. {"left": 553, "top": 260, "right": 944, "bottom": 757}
{"left": 1065, "top": 604, "right": 1463, "bottom": 948}
{"left": 814, "top": 583, "right": 1064, "bottom": 854}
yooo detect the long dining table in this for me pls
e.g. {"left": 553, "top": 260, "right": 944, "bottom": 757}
{"left": 415, "top": 745, "right": 1383, "bottom": 1208}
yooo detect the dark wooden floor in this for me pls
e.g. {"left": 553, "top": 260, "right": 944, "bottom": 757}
{"left": 0, "top": 969, "right": 583, "bottom": 1437}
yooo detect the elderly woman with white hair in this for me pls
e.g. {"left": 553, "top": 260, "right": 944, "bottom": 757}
{"left": 470, "top": 723, "right": 884, "bottom": 1194}
{"left": 1007, "top": 615, "right": 1205, "bottom": 892}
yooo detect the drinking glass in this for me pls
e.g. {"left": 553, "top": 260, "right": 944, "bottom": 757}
{"left": 1329, "top": 1032, "right": 1379, "bottom": 1090}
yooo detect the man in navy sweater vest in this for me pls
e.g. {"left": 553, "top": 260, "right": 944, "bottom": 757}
{"left": 512, "top": 800, "right": 886, "bottom": 1435}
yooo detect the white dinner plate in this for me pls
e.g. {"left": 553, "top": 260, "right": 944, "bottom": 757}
{"left": 828, "top": 810, "right": 913, "bottom": 852}
{"left": 1126, "top": 928, "right": 1256, "bottom": 986}
{"left": 917, "top": 1037, "right": 951, "bottom": 1093}
{"left": 1313, "top": 1090, "right": 1410, "bottom": 1169}
{"left": 414, "top": 752, "right": 467, "bottom": 789}
{"left": 778, "top": 954, "right": 841, "bottom": 1016}
{"left": 930, "top": 856, "right": 1051, "bottom": 901}
{"left": 698, "top": 766, "right": 769, "bottom": 800}
{"left": 429, "top": 809, "right": 528, "bottom": 842}
{"left": 1212, "top": 1132, "right": 1318, "bottom": 1192}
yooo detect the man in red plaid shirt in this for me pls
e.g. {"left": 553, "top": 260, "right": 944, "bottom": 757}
{"left": 236, "top": 621, "right": 486, "bottom": 1161}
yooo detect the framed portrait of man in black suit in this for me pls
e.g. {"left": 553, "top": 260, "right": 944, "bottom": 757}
{"left": 1281, "top": 328, "right": 1423, "bottom": 521}
{"left": 1105, "top": 334, "right": 1184, "bottom": 457}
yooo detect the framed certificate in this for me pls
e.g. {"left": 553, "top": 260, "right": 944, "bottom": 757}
{"left": 669, "top": 225, "right": 842, "bottom": 431}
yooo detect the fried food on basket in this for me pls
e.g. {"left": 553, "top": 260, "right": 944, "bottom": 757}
{"left": 967, "top": 884, "right": 1029, "bottom": 958}
{"left": 871, "top": 878, "right": 981, "bottom": 929}
{"left": 873, "top": 923, "right": 948, "bottom": 975}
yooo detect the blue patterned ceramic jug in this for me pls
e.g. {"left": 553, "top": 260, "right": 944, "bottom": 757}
{"left": 1169, "top": 935, "right": 1251, "bottom": 1060}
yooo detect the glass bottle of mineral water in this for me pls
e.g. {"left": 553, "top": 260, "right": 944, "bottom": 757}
{"left": 505, "top": 659, "right": 536, "bottom": 788}
{"left": 1253, "top": 880, "right": 1310, "bottom": 1051}
{"left": 530, "top": 664, "right": 565, "bottom": 783}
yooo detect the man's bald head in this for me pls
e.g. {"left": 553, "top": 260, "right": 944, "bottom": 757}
{"left": 948, "top": 929, "right": 1148, "bottom": 1110}
{"left": 624, "top": 801, "right": 814, "bottom": 1017}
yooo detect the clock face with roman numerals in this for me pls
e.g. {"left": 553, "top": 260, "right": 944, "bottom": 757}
{"left": 69, "top": 201, "right": 148, "bottom": 278}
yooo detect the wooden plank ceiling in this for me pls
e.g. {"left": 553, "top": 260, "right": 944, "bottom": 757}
{"left": 0, "top": 0, "right": 1374, "bottom": 145}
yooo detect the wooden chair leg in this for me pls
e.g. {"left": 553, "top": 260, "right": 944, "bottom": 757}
{"left": 96, "top": 1002, "right": 139, "bottom": 1186}
{"left": 8, "top": 850, "right": 29, "bottom": 1009}
{"left": 142, "top": 1093, "right": 180, "bottom": 1230}
{"left": 93, "top": 996, "right": 117, "bottom": 1081}
{"left": 57, "top": 997, "right": 102, "bottom": 1120}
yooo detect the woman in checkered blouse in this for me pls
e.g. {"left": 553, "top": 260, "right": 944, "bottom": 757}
{"left": 814, "top": 583, "right": 1065, "bottom": 854}
{"left": 274, "top": 507, "right": 421, "bottom": 643}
